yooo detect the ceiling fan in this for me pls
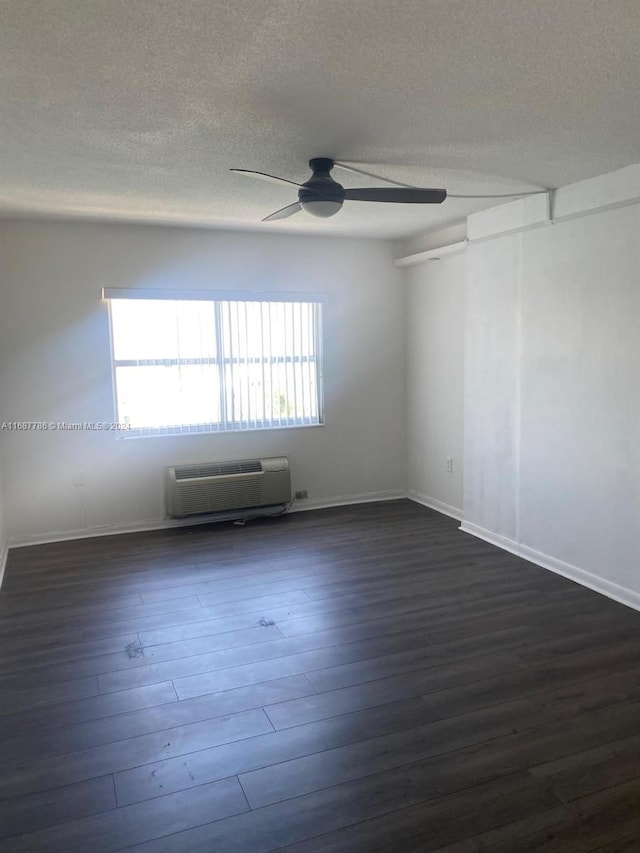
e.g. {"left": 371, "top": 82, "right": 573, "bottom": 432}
{"left": 230, "top": 157, "right": 447, "bottom": 221}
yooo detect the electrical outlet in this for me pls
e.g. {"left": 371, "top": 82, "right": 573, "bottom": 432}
{"left": 295, "top": 490, "right": 309, "bottom": 500}
{"left": 445, "top": 457, "right": 453, "bottom": 474}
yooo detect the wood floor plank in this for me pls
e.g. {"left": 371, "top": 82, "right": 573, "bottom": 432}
{"left": 0, "top": 681, "right": 178, "bottom": 740}
{"left": 0, "top": 594, "right": 206, "bottom": 635}
{"left": 1, "top": 674, "right": 314, "bottom": 769}
{"left": 6, "top": 776, "right": 248, "bottom": 853}
{"left": 0, "top": 707, "right": 272, "bottom": 798}
{"left": 530, "top": 732, "right": 640, "bottom": 803}
{"left": 114, "top": 694, "right": 434, "bottom": 806}
{"left": 274, "top": 584, "right": 599, "bottom": 641}
{"left": 0, "top": 588, "right": 145, "bottom": 615}
{"left": 302, "top": 626, "right": 535, "bottom": 694}
{"left": 272, "top": 773, "right": 561, "bottom": 853}
{"left": 238, "top": 697, "right": 640, "bottom": 810}
{"left": 0, "top": 622, "right": 284, "bottom": 687}
{"left": 0, "top": 775, "right": 116, "bottom": 841}
{"left": 110, "top": 661, "right": 640, "bottom": 810}
{"left": 121, "top": 764, "right": 558, "bottom": 853}
{"left": 1, "top": 500, "right": 639, "bottom": 851}
{"left": 137, "top": 551, "right": 483, "bottom": 605}
{"left": 429, "top": 778, "right": 640, "bottom": 852}
{"left": 100, "top": 617, "right": 526, "bottom": 698}
{"left": 174, "top": 642, "right": 523, "bottom": 703}
{"left": 83, "top": 580, "right": 568, "bottom": 646}
{"left": 421, "top": 665, "right": 640, "bottom": 731}
{"left": 0, "top": 673, "right": 100, "bottom": 715}
{"left": 0, "top": 632, "right": 141, "bottom": 675}
{"left": 263, "top": 652, "right": 524, "bottom": 730}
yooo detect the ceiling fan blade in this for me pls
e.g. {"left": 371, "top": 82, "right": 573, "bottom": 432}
{"left": 262, "top": 201, "right": 303, "bottom": 222}
{"left": 230, "top": 169, "right": 302, "bottom": 189}
{"left": 344, "top": 187, "right": 447, "bottom": 204}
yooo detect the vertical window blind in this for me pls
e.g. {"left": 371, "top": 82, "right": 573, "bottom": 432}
{"left": 105, "top": 292, "right": 323, "bottom": 436}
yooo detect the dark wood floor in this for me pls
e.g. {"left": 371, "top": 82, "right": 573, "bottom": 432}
{"left": 1, "top": 501, "right": 639, "bottom": 852}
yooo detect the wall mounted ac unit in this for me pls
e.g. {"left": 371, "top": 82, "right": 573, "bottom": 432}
{"left": 166, "top": 457, "right": 291, "bottom": 519}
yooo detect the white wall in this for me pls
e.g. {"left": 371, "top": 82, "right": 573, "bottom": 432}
{"left": 0, "top": 460, "right": 6, "bottom": 583}
{"left": 0, "top": 237, "right": 7, "bottom": 580}
{"left": 0, "top": 220, "right": 405, "bottom": 545}
{"left": 462, "top": 167, "right": 640, "bottom": 606}
{"left": 405, "top": 252, "right": 465, "bottom": 517}
{"left": 463, "top": 234, "right": 521, "bottom": 539}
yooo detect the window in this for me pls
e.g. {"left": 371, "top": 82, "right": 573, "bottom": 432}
{"left": 106, "top": 292, "right": 323, "bottom": 436}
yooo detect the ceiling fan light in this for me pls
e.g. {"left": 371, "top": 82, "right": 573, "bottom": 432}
{"left": 300, "top": 199, "right": 343, "bottom": 218}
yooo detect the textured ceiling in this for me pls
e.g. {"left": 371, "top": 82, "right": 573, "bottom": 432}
{"left": 1, "top": 0, "right": 639, "bottom": 239}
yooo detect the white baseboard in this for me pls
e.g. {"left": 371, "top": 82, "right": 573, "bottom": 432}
{"left": 8, "top": 515, "right": 228, "bottom": 549}
{"left": 459, "top": 521, "right": 521, "bottom": 556}
{"left": 6, "top": 490, "right": 407, "bottom": 551}
{"left": 407, "top": 490, "right": 463, "bottom": 521}
{"left": 460, "top": 520, "right": 640, "bottom": 613}
{"left": 0, "top": 534, "right": 8, "bottom": 589}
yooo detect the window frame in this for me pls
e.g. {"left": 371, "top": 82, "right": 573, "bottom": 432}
{"left": 104, "top": 289, "right": 325, "bottom": 438}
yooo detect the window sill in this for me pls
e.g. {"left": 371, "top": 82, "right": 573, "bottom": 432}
{"left": 115, "top": 421, "right": 325, "bottom": 439}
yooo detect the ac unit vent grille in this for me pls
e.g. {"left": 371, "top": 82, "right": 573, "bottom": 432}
{"left": 174, "top": 460, "right": 263, "bottom": 480}
{"left": 166, "top": 456, "right": 290, "bottom": 519}
{"left": 178, "top": 480, "right": 264, "bottom": 514}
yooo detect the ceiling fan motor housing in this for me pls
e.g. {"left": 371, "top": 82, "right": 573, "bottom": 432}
{"left": 232, "top": 156, "right": 448, "bottom": 221}
{"left": 298, "top": 158, "right": 345, "bottom": 216}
